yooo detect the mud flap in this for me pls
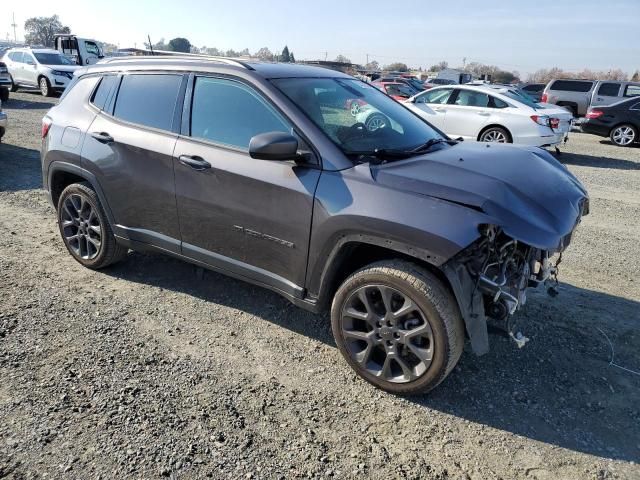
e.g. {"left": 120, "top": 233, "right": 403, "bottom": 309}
{"left": 442, "top": 262, "right": 490, "bottom": 355}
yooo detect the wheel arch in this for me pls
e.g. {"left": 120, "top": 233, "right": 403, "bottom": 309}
{"left": 48, "top": 162, "right": 116, "bottom": 226}
{"left": 477, "top": 124, "right": 513, "bottom": 143}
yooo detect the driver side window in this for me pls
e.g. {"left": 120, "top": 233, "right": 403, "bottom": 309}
{"left": 417, "top": 88, "right": 453, "bottom": 104}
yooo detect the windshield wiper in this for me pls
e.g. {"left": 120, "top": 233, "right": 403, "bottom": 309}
{"left": 411, "top": 137, "right": 458, "bottom": 153}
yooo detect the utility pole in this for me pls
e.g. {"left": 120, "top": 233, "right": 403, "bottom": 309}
{"left": 324, "top": 51, "right": 327, "bottom": 61}
{"left": 11, "top": 12, "right": 17, "bottom": 43}
{"left": 462, "top": 57, "right": 467, "bottom": 69}
{"left": 366, "top": 53, "right": 369, "bottom": 65}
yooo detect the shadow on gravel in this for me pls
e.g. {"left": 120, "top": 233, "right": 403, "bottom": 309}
{"left": 2, "top": 93, "right": 57, "bottom": 110}
{"left": 413, "top": 283, "right": 640, "bottom": 463}
{"left": 104, "top": 252, "right": 640, "bottom": 463}
{"left": 560, "top": 151, "right": 640, "bottom": 170}
{"left": 0, "top": 144, "right": 42, "bottom": 191}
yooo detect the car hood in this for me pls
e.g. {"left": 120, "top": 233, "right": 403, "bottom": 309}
{"left": 44, "top": 65, "right": 79, "bottom": 72}
{"left": 371, "top": 143, "right": 588, "bottom": 250}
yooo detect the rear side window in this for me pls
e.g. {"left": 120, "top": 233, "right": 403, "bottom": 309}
{"left": 549, "top": 80, "right": 593, "bottom": 92}
{"left": 597, "top": 83, "right": 621, "bottom": 96}
{"left": 454, "top": 90, "right": 490, "bottom": 107}
{"left": 490, "top": 96, "right": 509, "bottom": 108}
{"left": 624, "top": 85, "right": 640, "bottom": 97}
{"left": 113, "top": 74, "right": 182, "bottom": 131}
{"left": 190, "top": 77, "right": 290, "bottom": 149}
{"left": 91, "top": 75, "right": 119, "bottom": 110}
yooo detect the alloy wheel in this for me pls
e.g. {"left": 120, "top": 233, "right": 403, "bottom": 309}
{"left": 481, "top": 129, "right": 507, "bottom": 143}
{"left": 340, "top": 284, "right": 434, "bottom": 383}
{"left": 366, "top": 115, "right": 387, "bottom": 132}
{"left": 60, "top": 194, "right": 102, "bottom": 260}
{"left": 39, "top": 78, "right": 49, "bottom": 96}
{"left": 612, "top": 126, "right": 635, "bottom": 146}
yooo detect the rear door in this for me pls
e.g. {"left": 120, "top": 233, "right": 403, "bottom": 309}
{"left": 592, "top": 82, "right": 622, "bottom": 107}
{"left": 441, "top": 89, "right": 493, "bottom": 140}
{"left": 82, "top": 72, "right": 186, "bottom": 252}
{"left": 173, "top": 75, "right": 321, "bottom": 294}
{"left": 22, "top": 52, "right": 38, "bottom": 86}
{"left": 9, "top": 52, "right": 25, "bottom": 84}
{"left": 410, "top": 87, "right": 454, "bottom": 129}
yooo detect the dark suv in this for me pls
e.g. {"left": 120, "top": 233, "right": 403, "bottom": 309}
{"left": 42, "top": 57, "right": 588, "bottom": 394}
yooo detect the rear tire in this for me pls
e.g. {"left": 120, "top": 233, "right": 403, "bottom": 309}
{"left": 479, "top": 126, "right": 511, "bottom": 143}
{"left": 331, "top": 260, "right": 465, "bottom": 395}
{"left": 609, "top": 124, "right": 637, "bottom": 147}
{"left": 57, "top": 182, "right": 128, "bottom": 269}
{"left": 0, "top": 88, "right": 8, "bottom": 102}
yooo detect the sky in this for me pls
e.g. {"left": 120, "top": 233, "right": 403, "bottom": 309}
{"left": 3, "top": 0, "right": 639, "bottom": 76}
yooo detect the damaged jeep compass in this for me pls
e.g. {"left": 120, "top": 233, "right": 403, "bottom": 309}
{"left": 42, "top": 58, "right": 589, "bottom": 394}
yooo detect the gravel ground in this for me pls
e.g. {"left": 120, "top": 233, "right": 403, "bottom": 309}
{"left": 1, "top": 91, "right": 639, "bottom": 480}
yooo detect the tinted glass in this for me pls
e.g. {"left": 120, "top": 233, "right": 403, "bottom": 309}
{"left": 550, "top": 80, "right": 593, "bottom": 92}
{"left": 191, "top": 77, "right": 290, "bottom": 149}
{"left": 91, "top": 75, "right": 119, "bottom": 110}
{"left": 113, "top": 74, "right": 182, "bottom": 131}
{"left": 491, "top": 97, "right": 509, "bottom": 108}
{"left": 523, "top": 84, "right": 544, "bottom": 92}
{"left": 417, "top": 88, "right": 453, "bottom": 104}
{"left": 85, "top": 41, "right": 100, "bottom": 56}
{"left": 598, "top": 83, "right": 621, "bottom": 96}
{"left": 624, "top": 85, "right": 640, "bottom": 97}
{"left": 503, "top": 90, "right": 539, "bottom": 108}
{"left": 23, "top": 54, "right": 36, "bottom": 64}
{"left": 385, "top": 84, "right": 413, "bottom": 97}
{"left": 273, "top": 77, "right": 443, "bottom": 155}
{"left": 34, "top": 53, "right": 74, "bottom": 65}
{"left": 454, "top": 90, "right": 490, "bottom": 107}
{"left": 9, "top": 52, "right": 23, "bottom": 63}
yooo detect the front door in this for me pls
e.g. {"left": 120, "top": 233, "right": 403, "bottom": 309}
{"left": 411, "top": 87, "right": 454, "bottom": 130}
{"left": 173, "top": 76, "right": 321, "bottom": 294}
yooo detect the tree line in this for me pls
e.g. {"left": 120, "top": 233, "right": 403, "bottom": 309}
{"left": 20, "top": 15, "right": 639, "bottom": 82}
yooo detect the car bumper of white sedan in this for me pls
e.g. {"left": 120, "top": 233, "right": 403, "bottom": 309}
{"left": 514, "top": 125, "right": 570, "bottom": 148}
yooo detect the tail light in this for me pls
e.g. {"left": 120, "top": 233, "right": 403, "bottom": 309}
{"left": 549, "top": 118, "right": 560, "bottom": 129}
{"left": 585, "top": 109, "right": 604, "bottom": 119}
{"left": 530, "top": 115, "right": 550, "bottom": 126}
{"left": 42, "top": 117, "right": 52, "bottom": 138}
{"left": 541, "top": 93, "right": 548, "bottom": 103}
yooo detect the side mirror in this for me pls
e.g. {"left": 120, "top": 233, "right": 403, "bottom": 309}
{"left": 249, "top": 132, "right": 298, "bottom": 161}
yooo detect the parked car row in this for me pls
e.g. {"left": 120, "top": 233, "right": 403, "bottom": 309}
{"left": 2, "top": 47, "right": 79, "bottom": 97}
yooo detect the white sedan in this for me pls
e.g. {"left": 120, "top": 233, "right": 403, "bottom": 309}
{"left": 403, "top": 84, "right": 573, "bottom": 147}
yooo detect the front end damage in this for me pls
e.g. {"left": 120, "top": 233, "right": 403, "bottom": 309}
{"left": 443, "top": 224, "right": 570, "bottom": 355}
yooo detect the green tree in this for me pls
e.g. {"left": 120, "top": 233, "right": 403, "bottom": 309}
{"left": 429, "top": 61, "right": 448, "bottom": 72}
{"left": 385, "top": 62, "right": 409, "bottom": 72}
{"left": 168, "top": 37, "right": 191, "bottom": 53}
{"left": 289, "top": 51, "right": 295, "bottom": 63}
{"left": 281, "top": 45, "right": 291, "bottom": 62}
{"left": 365, "top": 60, "right": 380, "bottom": 71}
{"left": 24, "top": 15, "right": 71, "bottom": 47}
{"left": 255, "top": 47, "right": 274, "bottom": 61}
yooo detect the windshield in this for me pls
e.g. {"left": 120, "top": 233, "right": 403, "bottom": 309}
{"left": 272, "top": 77, "right": 444, "bottom": 156}
{"left": 34, "top": 53, "right": 74, "bottom": 66}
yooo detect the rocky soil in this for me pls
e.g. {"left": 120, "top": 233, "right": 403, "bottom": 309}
{"left": 1, "top": 91, "right": 639, "bottom": 479}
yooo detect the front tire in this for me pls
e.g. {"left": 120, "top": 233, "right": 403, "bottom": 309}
{"left": 610, "top": 124, "right": 636, "bottom": 147}
{"left": 39, "top": 76, "right": 53, "bottom": 97}
{"left": 331, "top": 260, "right": 465, "bottom": 395}
{"left": 57, "top": 182, "right": 128, "bottom": 269}
{"left": 9, "top": 76, "right": 18, "bottom": 92}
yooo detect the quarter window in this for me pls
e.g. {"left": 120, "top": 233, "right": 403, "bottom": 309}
{"left": 624, "top": 85, "right": 640, "bottom": 97}
{"left": 597, "top": 83, "right": 621, "bottom": 96}
{"left": 416, "top": 88, "right": 453, "bottom": 104}
{"left": 113, "top": 74, "right": 182, "bottom": 131}
{"left": 190, "top": 77, "right": 290, "bottom": 149}
{"left": 91, "top": 75, "right": 119, "bottom": 111}
{"left": 491, "top": 96, "right": 509, "bottom": 108}
{"left": 9, "top": 52, "right": 24, "bottom": 63}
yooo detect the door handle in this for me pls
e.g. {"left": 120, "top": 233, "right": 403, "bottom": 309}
{"left": 477, "top": 112, "right": 491, "bottom": 116}
{"left": 434, "top": 108, "right": 447, "bottom": 112}
{"left": 90, "top": 131, "right": 114, "bottom": 144}
{"left": 178, "top": 155, "right": 211, "bottom": 171}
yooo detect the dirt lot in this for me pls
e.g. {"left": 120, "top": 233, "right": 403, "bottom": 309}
{"left": 1, "top": 91, "right": 639, "bottom": 480}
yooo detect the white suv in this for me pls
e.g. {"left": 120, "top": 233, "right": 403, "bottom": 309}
{"left": 3, "top": 48, "right": 79, "bottom": 97}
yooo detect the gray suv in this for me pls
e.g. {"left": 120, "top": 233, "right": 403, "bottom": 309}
{"left": 42, "top": 58, "right": 588, "bottom": 394}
